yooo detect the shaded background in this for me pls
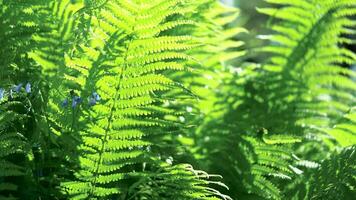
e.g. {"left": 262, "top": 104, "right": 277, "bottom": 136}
{"left": 221, "top": 0, "right": 356, "bottom": 70}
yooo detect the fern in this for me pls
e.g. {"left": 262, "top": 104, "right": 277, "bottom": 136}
{"left": 0, "top": 1, "right": 56, "bottom": 199}
{"left": 248, "top": 0, "right": 356, "bottom": 198}
{"left": 256, "top": 0, "right": 356, "bottom": 138}
{"left": 0, "top": 99, "right": 28, "bottom": 200}
{"left": 29, "top": 0, "right": 231, "bottom": 199}
{"left": 285, "top": 146, "right": 356, "bottom": 200}
{"left": 194, "top": 100, "right": 300, "bottom": 200}
{"left": 186, "top": 0, "right": 356, "bottom": 199}
{"left": 1, "top": 0, "right": 355, "bottom": 199}
{"left": 306, "top": 146, "right": 356, "bottom": 199}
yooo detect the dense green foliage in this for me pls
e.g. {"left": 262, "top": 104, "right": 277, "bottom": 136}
{"left": 0, "top": 0, "right": 355, "bottom": 199}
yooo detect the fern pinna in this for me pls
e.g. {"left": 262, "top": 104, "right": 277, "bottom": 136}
{"left": 29, "top": 0, "right": 230, "bottom": 199}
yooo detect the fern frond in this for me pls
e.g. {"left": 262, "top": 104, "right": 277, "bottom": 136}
{"left": 27, "top": 0, "right": 231, "bottom": 199}
{"left": 0, "top": 99, "right": 30, "bottom": 199}
{"left": 307, "top": 146, "right": 356, "bottom": 199}
{"left": 128, "top": 163, "right": 232, "bottom": 200}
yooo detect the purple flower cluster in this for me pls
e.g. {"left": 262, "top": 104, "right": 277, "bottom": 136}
{"left": 0, "top": 83, "right": 32, "bottom": 101}
{"left": 61, "top": 91, "right": 100, "bottom": 108}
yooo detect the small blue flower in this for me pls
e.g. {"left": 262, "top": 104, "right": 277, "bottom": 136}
{"left": 14, "top": 83, "right": 23, "bottom": 93}
{"left": 61, "top": 98, "right": 69, "bottom": 107}
{"left": 72, "top": 99, "right": 77, "bottom": 108}
{"left": 88, "top": 97, "right": 97, "bottom": 106}
{"left": 88, "top": 92, "right": 100, "bottom": 107}
{"left": 92, "top": 92, "right": 100, "bottom": 101}
{"left": 72, "top": 96, "right": 82, "bottom": 108}
{"left": 0, "top": 88, "right": 4, "bottom": 100}
{"left": 25, "top": 83, "right": 31, "bottom": 93}
{"left": 76, "top": 96, "right": 82, "bottom": 103}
